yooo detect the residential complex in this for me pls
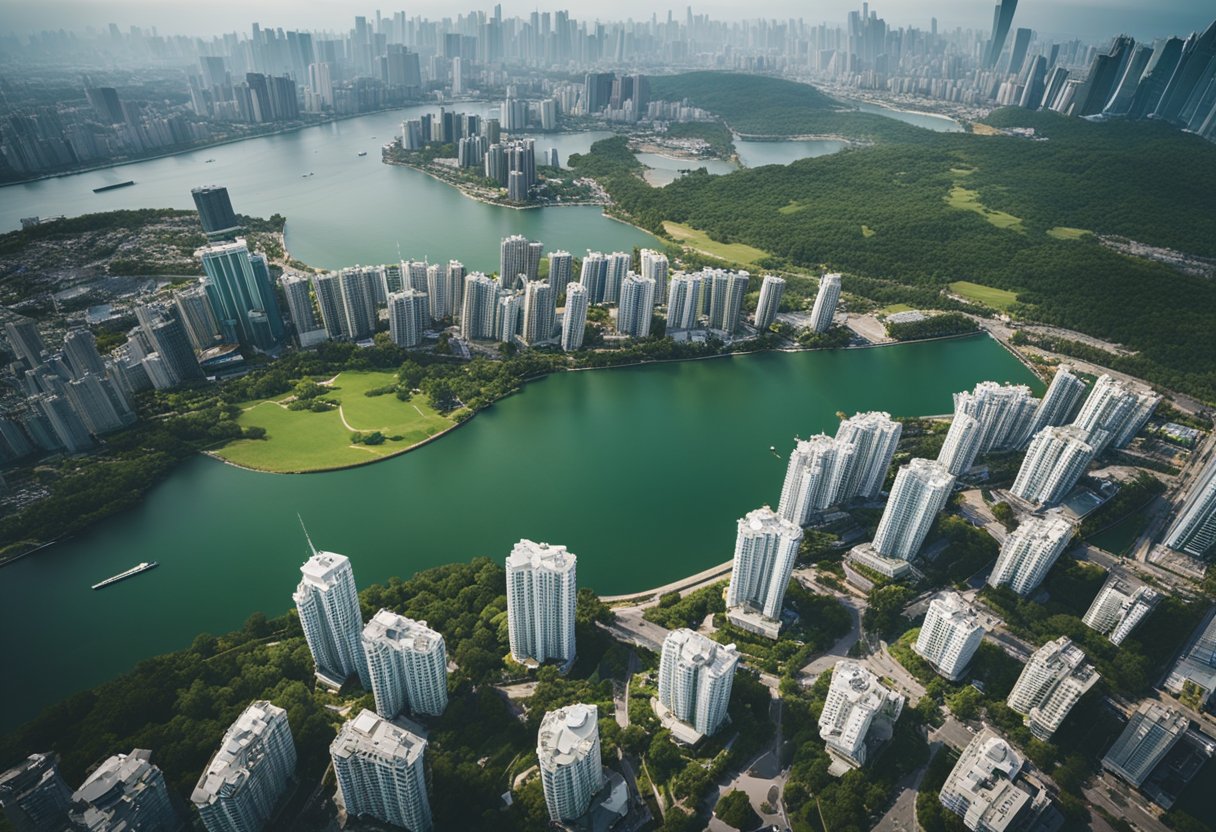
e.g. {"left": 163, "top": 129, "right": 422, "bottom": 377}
{"left": 537, "top": 703, "right": 604, "bottom": 823}
{"left": 1073, "top": 374, "right": 1159, "bottom": 454}
{"left": 69, "top": 749, "right": 179, "bottom": 832}
{"left": 753, "top": 275, "right": 786, "bottom": 331}
{"left": 1030, "top": 365, "right": 1086, "bottom": 433}
{"left": 987, "top": 515, "right": 1074, "bottom": 596}
{"left": 914, "top": 592, "right": 984, "bottom": 681}
{"left": 871, "top": 458, "right": 954, "bottom": 561}
{"left": 834, "top": 411, "right": 902, "bottom": 500}
{"left": 1102, "top": 702, "right": 1190, "bottom": 788}
{"left": 777, "top": 434, "right": 855, "bottom": 524}
{"left": 191, "top": 701, "right": 297, "bottom": 832}
{"left": 505, "top": 539, "right": 578, "bottom": 666}
{"left": 293, "top": 548, "right": 370, "bottom": 689}
{"left": 521, "top": 280, "right": 556, "bottom": 345}
{"left": 0, "top": 753, "right": 72, "bottom": 832}
{"left": 817, "top": 660, "right": 905, "bottom": 769}
{"left": 1164, "top": 454, "right": 1216, "bottom": 558}
{"left": 387, "top": 289, "right": 429, "bottom": 348}
{"left": 362, "top": 610, "right": 448, "bottom": 718}
{"left": 198, "top": 239, "right": 284, "bottom": 351}
{"left": 1011, "top": 425, "right": 1095, "bottom": 506}
{"left": 725, "top": 506, "right": 803, "bottom": 639}
{"left": 1082, "top": 577, "right": 1160, "bottom": 645}
{"left": 656, "top": 629, "right": 739, "bottom": 743}
{"left": 939, "top": 729, "right": 1052, "bottom": 832}
{"left": 809, "top": 273, "right": 841, "bottom": 333}
{"left": 705, "top": 269, "right": 750, "bottom": 335}
{"left": 499, "top": 234, "right": 542, "bottom": 289}
{"left": 1006, "top": 637, "right": 1099, "bottom": 740}
{"left": 937, "top": 412, "right": 981, "bottom": 476}
{"left": 639, "top": 249, "right": 669, "bottom": 300}
{"left": 331, "top": 710, "right": 432, "bottom": 832}
{"left": 561, "top": 282, "right": 589, "bottom": 351}
{"left": 952, "top": 381, "right": 1038, "bottom": 454}
{"left": 617, "top": 273, "right": 656, "bottom": 338}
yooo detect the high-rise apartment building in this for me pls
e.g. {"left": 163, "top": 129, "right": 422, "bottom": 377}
{"left": 835, "top": 411, "right": 902, "bottom": 500}
{"left": 506, "top": 539, "right": 578, "bottom": 666}
{"left": 192, "top": 701, "right": 297, "bottom": 832}
{"left": 497, "top": 292, "right": 523, "bottom": 343}
{"left": 940, "top": 728, "right": 1053, "bottom": 832}
{"left": 639, "top": 249, "right": 669, "bottom": 300}
{"left": 561, "top": 283, "right": 589, "bottom": 351}
{"left": 818, "top": 660, "right": 905, "bottom": 768}
{"left": 617, "top": 273, "right": 656, "bottom": 337}
{"left": 1102, "top": 702, "right": 1189, "bottom": 788}
{"left": 914, "top": 592, "right": 985, "bottom": 681}
{"left": 337, "top": 267, "right": 379, "bottom": 341}
{"left": 460, "top": 273, "right": 499, "bottom": 340}
{"left": 174, "top": 286, "right": 224, "bottom": 352}
{"left": 1164, "top": 454, "right": 1216, "bottom": 557}
{"left": 1030, "top": 366, "right": 1086, "bottom": 433}
{"left": 1007, "top": 637, "right": 1099, "bottom": 740}
{"left": 0, "top": 753, "right": 71, "bottom": 832}
{"left": 311, "top": 272, "right": 347, "bottom": 340}
{"left": 665, "top": 273, "right": 703, "bottom": 331}
{"left": 191, "top": 186, "right": 241, "bottom": 238}
{"left": 1083, "top": 577, "right": 1159, "bottom": 645}
{"left": 983, "top": 0, "right": 1021, "bottom": 68}
{"left": 387, "top": 289, "right": 428, "bottom": 348}
{"left": 705, "top": 269, "right": 749, "bottom": 335}
{"left": 293, "top": 548, "right": 369, "bottom": 688}
{"left": 953, "top": 381, "right": 1039, "bottom": 454}
{"left": 777, "top": 434, "right": 855, "bottom": 524}
{"left": 64, "top": 372, "right": 133, "bottom": 436}
{"left": 139, "top": 307, "right": 204, "bottom": 382}
{"left": 547, "top": 251, "right": 573, "bottom": 298}
{"left": 579, "top": 252, "right": 607, "bottom": 304}
{"left": 69, "top": 749, "right": 179, "bottom": 832}
{"left": 872, "top": 458, "right": 954, "bottom": 561}
{"left": 809, "top": 273, "right": 841, "bottom": 333}
{"left": 422, "top": 264, "right": 448, "bottom": 322}
{"left": 1011, "top": 425, "right": 1095, "bottom": 506}
{"left": 4, "top": 319, "right": 47, "bottom": 368}
{"left": 602, "top": 251, "right": 631, "bottom": 305}
{"left": 1073, "top": 374, "right": 1159, "bottom": 454}
{"left": 279, "top": 273, "right": 327, "bottom": 347}
{"left": 656, "top": 629, "right": 738, "bottom": 742}
{"left": 331, "top": 710, "right": 432, "bottom": 832}
{"left": 987, "top": 515, "right": 1074, "bottom": 596}
{"left": 937, "top": 412, "right": 982, "bottom": 476}
{"left": 198, "top": 240, "right": 284, "bottom": 351}
{"left": 521, "top": 280, "right": 556, "bottom": 345}
{"left": 362, "top": 610, "right": 448, "bottom": 719}
{"left": 538, "top": 704, "right": 604, "bottom": 823}
{"left": 499, "top": 234, "right": 541, "bottom": 289}
{"left": 62, "top": 329, "right": 108, "bottom": 378}
{"left": 726, "top": 507, "right": 803, "bottom": 638}
{"left": 754, "top": 275, "right": 786, "bottom": 332}
{"left": 444, "top": 261, "right": 466, "bottom": 321}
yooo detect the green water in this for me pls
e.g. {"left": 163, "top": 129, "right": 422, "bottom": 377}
{"left": 0, "top": 335, "right": 1039, "bottom": 729}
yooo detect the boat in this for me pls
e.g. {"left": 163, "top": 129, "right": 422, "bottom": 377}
{"left": 204, "top": 158, "right": 215, "bottom": 163}
{"left": 91, "top": 561, "right": 158, "bottom": 590}
{"left": 357, "top": 151, "right": 368, "bottom": 157}
{"left": 93, "top": 180, "right": 135, "bottom": 193}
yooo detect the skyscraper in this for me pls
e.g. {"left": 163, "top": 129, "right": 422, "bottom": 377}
{"left": 362, "top": 611, "right": 448, "bottom": 719}
{"left": 279, "top": 273, "right": 327, "bottom": 347}
{"left": 1164, "top": 454, "right": 1216, "bottom": 557}
{"left": 657, "top": 629, "right": 738, "bottom": 741}
{"left": 191, "top": 186, "right": 241, "bottom": 238}
{"left": 777, "top": 434, "right": 855, "bottom": 525}
{"left": 445, "top": 261, "right": 467, "bottom": 320}
{"left": 706, "top": 269, "right": 750, "bottom": 335}
{"left": 331, "top": 710, "right": 432, "bottom": 832}
{"left": 914, "top": 592, "right": 985, "bottom": 681}
{"left": 198, "top": 240, "right": 284, "bottom": 351}
{"left": 872, "top": 458, "right": 954, "bottom": 561}
{"left": 818, "top": 660, "right": 905, "bottom": 768}
{"left": 0, "top": 753, "right": 71, "bottom": 832}
{"left": 1073, "top": 374, "right": 1159, "bottom": 453}
{"left": 500, "top": 234, "right": 541, "bottom": 289}
{"left": 538, "top": 704, "right": 604, "bottom": 823}
{"left": 1007, "top": 637, "right": 1099, "bottom": 740}
{"left": 293, "top": 545, "right": 369, "bottom": 688}
{"left": 940, "top": 728, "right": 1052, "bottom": 832}
{"left": 726, "top": 506, "right": 803, "bottom": 638}
{"left": 311, "top": 273, "right": 348, "bottom": 340}
{"left": 561, "top": 283, "right": 589, "bottom": 352}
{"left": 639, "top": 249, "right": 669, "bottom": 300}
{"left": 64, "top": 373, "right": 133, "bottom": 435}
{"left": 424, "top": 264, "right": 449, "bottom": 321}
{"left": 192, "top": 702, "right": 297, "bottom": 832}
{"left": 1102, "top": 702, "right": 1189, "bottom": 787}
{"left": 460, "top": 273, "right": 499, "bottom": 341}
{"left": 33, "top": 393, "right": 94, "bottom": 452}
{"left": 337, "top": 267, "right": 378, "bottom": 341}
{"left": 987, "top": 515, "right": 1074, "bottom": 596}
{"left": 69, "top": 749, "right": 179, "bottom": 832}
{"left": 617, "top": 273, "right": 656, "bottom": 337}
{"left": 506, "top": 539, "right": 578, "bottom": 666}
{"left": 173, "top": 286, "right": 224, "bottom": 352}
{"left": 937, "top": 412, "right": 982, "bottom": 476}
{"left": 665, "top": 273, "right": 703, "bottom": 331}
{"left": 548, "top": 251, "right": 573, "bottom": 298}
{"left": 809, "top": 273, "right": 841, "bottom": 333}
{"left": 3, "top": 319, "right": 46, "bottom": 368}
{"left": 835, "top": 411, "right": 902, "bottom": 500}
{"left": 521, "top": 280, "right": 556, "bottom": 346}
{"left": 1083, "top": 577, "right": 1159, "bottom": 645}
{"left": 387, "top": 290, "right": 428, "bottom": 348}
{"left": 983, "top": 0, "right": 1020, "bottom": 69}
{"left": 1030, "top": 365, "right": 1086, "bottom": 433}
{"left": 953, "top": 381, "right": 1039, "bottom": 453}
{"left": 497, "top": 292, "right": 523, "bottom": 343}
{"left": 1011, "top": 425, "right": 1094, "bottom": 506}
{"left": 754, "top": 275, "right": 786, "bottom": 332}
{"left": 579, "top": 252, "right": 607, "bottom": 304}
{"left": 600, "top": 251, "right": 631, "bottom": 305}
{"left": 62, "top": 329, "right": 108, "bottom": 378}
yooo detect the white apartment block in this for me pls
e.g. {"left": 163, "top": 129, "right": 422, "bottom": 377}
{"left": 1074, "top": 374, "right": 1159, "bottom": 454}
{"left": 387, "top": 289, "right": 428, "bottom": 348}
{"left": 1030, "top": 365, "right": 1086, "bottom": 433}
{"left": 538, "top": 704, "right": 604, "bottom": 822}
{"left": 617, "top": 273, "right": 656, "bottom": 337}
{"left": 639, "top": 249, "right": 669, "bottom": 299}
{"left": 726, "top": 507, "right": 803, "bottom": 638}
{"left": 834, "top": 411, "right": 902, "bottom": 500}
{"left": 362, "top": 610, "right": 448, "bottom": 719}
{"left": 940, "top": 729, "right": 1052, "bottom": 832}
{"left": 1082, "top": 577, "right": 1160, "bottom": 645}
{"left": 937, "top": 412, "right": 982, "bottom": 476}
{"left": 1011, "top": 424, "right": 1095, "bottom": 506}
{"left": 665, "top": 273, "right": 703, "bottom": 331}
{"left": 331, "top": 710, "right": 431, "bottom": 832}
{"left": 872, "top": 458, "right": 954, "bottom": 561}
{"left": 809, "top": 273, "right": 841, "bottom": 333}
{"left": 914, "top": 592, "right": 985, "bottom": 681}
{"left": 1164, "top": 454, "right": 1216, "bottom": 557}
{"left": 754, "top": 275, "right": 786, "bottom": 331}
{"left": 657, "top": 629, "right": 739, "bottom": 742}
{"left": 987, "top": 515, "right": 1074, "bottom": 596}
{"left": 953, "top": 381, "right": 1039, "bottom": 453}
{"left": 521, "top": 280, "right": 556, "bottom": 345}
{"left": 777, "top": 434, "right": 855, "bottom": 524}
{"left": 818, "top": 660, "right": 905, "bottom": 769}
{"left": 294, "top": 550, "right": 369, "bottom": 689}
{"left": 1006, "top": 637, "right": 1099, "bottom": 740}
{"left": 506, "top": 539, "right": 578, "bottom": 666}
{"left": 459, "top": 273, "right": 499, "bottom": 341}
{"left": 561, "top": 282, "right": 589, "bottom": 351}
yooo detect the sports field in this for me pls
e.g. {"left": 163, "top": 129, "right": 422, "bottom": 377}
{"left": 948, "top": 280, "right": 1018, "bottom": 311}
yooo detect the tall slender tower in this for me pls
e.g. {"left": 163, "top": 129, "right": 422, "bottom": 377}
{"left": 988, "top": 515, "right": 1074, "bottom": 596}
{"left": 872, "top": 458, "right": 954, "bottom": 561}
{"left": 387, "top": 289, "right": 428, "bottom": 348}
{"left": 754, "top": 275, "right": 786, "bottom": 332}
{"left": 362, "top": 610, "right": 448, "bottom": 718}
{"left": 937, "top": 412, "right": 982, "bottom": 476}
{"left": 777, "top": 434, "right": 855, "bottom": 524}
{"left": 1011, "top": 425, "right": 1094, "bottom": 506}
{"left": 984, "top": 0, "right": 1020, "bottom": 68}
{"left": 953, "top": 381, "right": 1039, "bottom": 453}
{"left": 561, "top": 283, "right": 589, "bottom": 351}
{"left": 293, "top": 534, "right": 369, "bottom": 689}
{"left": 1164, "top": 454, "right": 1216, "bottom": 557}
{"left": 506, "top": 540, "right": 578, "bottom": 666}
{"left": 657, "top": 629, "right": 738, "bottom": 740}
{"left": 914, "top": 592, "right": 984, "bottom": 681}
{"left": 460, "top": 273, "right": 499, "bottom": 341}
{"left": 726, "top": 507, "right": 803, "bottom": 638}
{"left": 1030, "top": 366, "right": 1086, "bottom": 433}
{"left": 331, "top": 711, "right": 432, "bottom": 832}
{"left": 639, "top": 249, "right": 669, "bottom": 300}
{"left": 835, "top": 411, "right": 902, "bottom": 499}
{"left": 617, "top": 273, "right": 656, "bottom": 337}
{"left": 521, "top": 280, "right": 556, "bottom": 345}
{"left": 809, "top": 273, "right": 841, "bottom": 333}
{"left": 538, "top": 704, "right": 604, "bottom": 822}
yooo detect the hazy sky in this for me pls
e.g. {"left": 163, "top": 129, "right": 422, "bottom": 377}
{"left": 2, "top": 0, "right": 1212, "bottom": 41}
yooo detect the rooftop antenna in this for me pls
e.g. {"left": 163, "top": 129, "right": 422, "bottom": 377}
{"left": 298, "top": 514, "right": 318, "bottom": 557}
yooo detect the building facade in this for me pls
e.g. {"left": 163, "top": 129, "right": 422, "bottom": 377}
{"left": 871, "top": 458, "right": 954, "bottom": 561}
{"left": 331, "top": 710, "right": 432, "bottom": 831}
{"left": 506, "top": 539, "right": 578, "bottom": 666}
{"left": 657, "top": 629, "right": 739, "bottom": 741}
{"left": 726, "top": 506, "right": 803, "bottom": 637}
{"left": 914, "top": 592, "right": 984, "bottom": 681}
{"left": 293, "top": 549, "right": 370, "bottom": 688}
{"left": 538, "top": 704, "right": 604, "bottom": 822}
{"left": 362, "top": 610, "right": 448, "bottom": 719}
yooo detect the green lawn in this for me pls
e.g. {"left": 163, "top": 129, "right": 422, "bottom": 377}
{"left": 662, "top": 221, "right": 770, "bottom": 266}
{"left": 880, "top": 303, "right": 915, "bottom": 314}
{"left": 945, "top": 185, "right": 1024, "bottom": 231}
{"left": 214, "top": 371, "right": 456, "bottom": 473}
{"left": 948, "top": 280, "right": 1019, "bottom": 311}
{"left": 1046, "top": 226, "right": 1091, "bottom": 240}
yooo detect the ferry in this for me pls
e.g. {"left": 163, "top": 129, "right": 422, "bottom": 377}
{"left": 93, "top": 180, "right": 135, "bottom": 193}
{"left": 91, "top": 561, "right": 158, "bottom": 590}
{"left": 357, "top": 151, "right": 368, "bottom": 157}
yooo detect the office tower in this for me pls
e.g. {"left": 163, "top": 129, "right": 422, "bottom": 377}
{"left": 0, "top": 417, "right": 34, "bottom": 462}
{"left": 293, "top": 547, "right": 369, "bottom": 688}
{"left": 1165, "top": 614, "right": 1216, "bottom": 708}
{"left": 64, "top": 373, "right": 132, "bottom": 435}
{"left": 338, "top": 268, "right": 379, "bottom": 341}
{"left": 810, "top": 273, "right": 842, "bottom": 333}
{"left": 0, "top": 753, "right": 71, "bottom": 832}
{"left": 777, "top": 434, "right": 855, "bottom": 524}
{"left": 192, "top": 702, "right": 297, "bottom": 832}
{"left": 940, "top": 729, "right": 1052, "bottom": 832}
{"left": 1020, "top": 55, "right": 1049, "bottom": 109}
{"left": 953, "top": 381, "right": 1039, "bottom": 453}
{"left": 617, "top": 274, "right": 656, "bottom": 337}
{"left": 331, "top": 710, "right": 432, "bottom": 832}
{"left": 191, "top": 186, "right": 241, "bottom": 238}
{"left": 579, "top": 252, "right": 607, "bottom": 303}
{"left": 561, "top": 283, "right": 589, "bottom": 352}
{"left": 657, "top": 629, "right": 738, "bottom": 741}
{"left": 639, "top": 249, "right": 669, "bottom": 300}
{"left": 141, "top": 307, "right": 204, "bottom": 382}
{"left": 173, "top": 286, "right": 223, "bottom": 352}
{"left": 914, "top": 592, "right": 984, "bottom": 681}
{"left": 85, "top": 86, "right": 123, "bottom": 123}
{"left": 506, "top": 539, "right": 577, "bottom": 666}
{"left": 497, "top": 292, "right": 523, "bottom": 343}
{"left": 1165, "top": 454, "right": 1216, "bottom": 557}
{"left": 311, "top": 273, "right": 348, "bottom": 340}
{"left": 753, "top": 275, "right": 786, "bottom": 332}
{"left": 872, "top": 459, "right": 954, "bottom": 561}
{"left": 198, "top": 240, "right": 284, "bottom": 351}
{"left": 444, "top": 261, "right": 466, "bottom": 320}
{"left": 1072, "top": 36, "right": 1135, "bottom": 116}
{"left": 33, "top": 393, "right": 94, "bottom": 452}
{"left": 1011, "top": 425, "right": 1095, "bottom": 506}
{"left": 279, "top": 273, "right": 327, "bottom": 346}
{"left": 1007, "top": 27, "right": 1033, "bottom": 75}
{"left": 937, "top": 413, "right": 982, "bottom": 477}
{"left": 1105, "top": 44, "right": 1155, "bottom": 115}
{"left": 602, "top": 251, "right": 631, "bottom": 305}
{"left": 69, "top": 749, "right": 179, "bottom": 832}
{"left": 500, "top": 234, "right": 540, "bottom": 289}
{"left": 548, "top": 251, "right": 573, "bottom": 298}
{"left": 1073, "top": 374, "right": 1157, "bottom": 453}
{"left": 387, "top": 290, "right": 428, "bottom": 348}
{"left": 706, "top": 270, "right": 750, "bottom": 335}
{"left": 1154, "top": 20, "right": 1216, "bottom": 124}
{"left": 460, "top": 273, "right": 499, "bottom": 341}
{"left": 538, "top": 704, "right": 604, "bottom": 822}
{"left": 984, "top": 0, "right": 1020, "bottom": 68}
{"left": 818, "top": 660, "right": 905, "bottom": 768}
{"left": 62, "top": 329, "right": 107, "bottom": 378}
{"left": 726, "top": 507, "right": 803, "bottom": 638}
{"left": 424, "top": 265, "right": 448, "bottom": 321}
{"left": 1007, "top": 637, "right": 1099, "bottom": 740}
{"left": 521, "top": 280, "right": 556, "bottom": 346}
{"left": 835, "top": 411, "right": 902, "bottom": 500}
{"left": 363, "top": 611, "right": 448, "bottom": 719}
{"left": 666, "top": 273, "right": 703, "bottom": 331}
{"left": 1102, "top": 702, "right": 1189, "bottom": 788}
{"left": 1128, "top": 37, "right": 1187, "bottom": 118}
{"left": 1083, "top": 578, "right": 1159, "bottom": 645}
{"left": 987, "top": 515, "right": 1074, "bottom": 596}
{"left": 1030, "top": 366, "right": 1086, "bottom": 433}
{"left": 3, "top": 319, "right": 46, "bottom": 367}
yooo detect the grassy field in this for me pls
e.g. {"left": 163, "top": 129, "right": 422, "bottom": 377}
{"left": 214, "top": 371, "right": 456, "bottom": 473}
{"left": 778, "top": 200, "right": 807, "bottom": 215}
{"left": 945, "top": 185, "right": 1024, "bottom": 231}
{"left": 948, "top": 280, "right": 1018, "bottom": 311}
{"left": 662, "top": 221, "right": 770, "bottom": 266}
{"left": 1046, "top": 226, "right": 1091, "bottom": 240}
{"left": 861, "top": 224, "right": 876, "bottom": 237}
{"left": 880, "top": 303, "right": 915, "bottom": 314}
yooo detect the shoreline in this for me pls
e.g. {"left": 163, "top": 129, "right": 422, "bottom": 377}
{"left": 382, "top": 156, "right": 611, "bottom": 212}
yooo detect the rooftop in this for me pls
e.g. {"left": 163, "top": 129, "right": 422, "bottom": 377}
{"left": 363, "top": 609, "right": 444, "bottom": 654}
{"left": 507, "top": 539, "right": 577, "bottom": 572}
{"left": 537, "top": 704, "right": 599, "bottom": 769}
{"left": 330, "top": 709, "right": 426, "bottom": 765}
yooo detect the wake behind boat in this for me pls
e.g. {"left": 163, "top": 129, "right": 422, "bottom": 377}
{"left": 91, "top": 561, "right": 158, "bottom": 590}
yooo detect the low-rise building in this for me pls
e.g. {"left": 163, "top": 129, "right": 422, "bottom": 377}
{"left": 1102, "top": 702, "right": 1190, "bottom": 788}
{"left": 939, "top": 729, "right": 1053, "bottom": 832}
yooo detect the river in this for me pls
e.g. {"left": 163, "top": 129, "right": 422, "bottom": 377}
{"left": 0, "top": 335, "right": 1040, "bottom": 729}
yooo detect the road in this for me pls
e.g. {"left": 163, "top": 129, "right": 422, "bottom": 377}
{"left": 599, "top": 560, "right": 733, "bottom": 604}
{"left": 603, "top": 609, "right": 671, "bottom": 653}
{"left": 873, "top": 742, "right": 941, "bottom": 832}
